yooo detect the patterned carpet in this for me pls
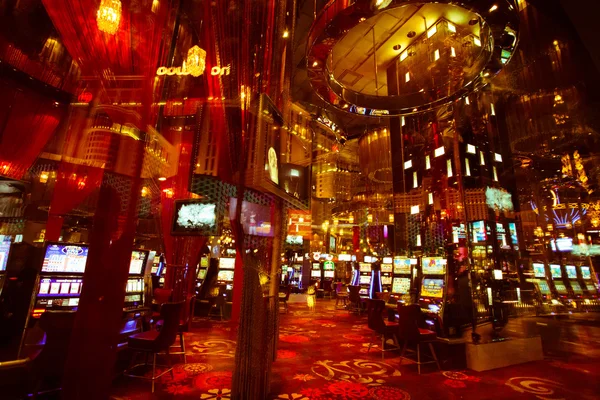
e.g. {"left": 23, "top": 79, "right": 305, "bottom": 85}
{"left": 110, "top": 299, "right": 600, "bottom": 399}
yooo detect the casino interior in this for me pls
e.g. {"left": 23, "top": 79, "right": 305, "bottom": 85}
{"left": 0, "top": 0, "right": 600, "bottom": 399}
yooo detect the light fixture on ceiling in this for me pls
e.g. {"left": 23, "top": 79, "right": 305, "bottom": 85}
{"left": 407, "top": 31, "right": 416, "bottom": 38}
{"left": 282, "top": 30, "right": 289, "bottom": 38}
{"left": 157, "top": 177, "right": 167, "bottom": 181}
{"left": 312, "top": 61, "right": 318, "bottom": 67}
{"left": 489, "top": 4, "right": 498, "bottom": 12}
{"left": 393, "top": 44, "right": 402, "bottom": 51}
{"left": 97, "top": 0, "right": 121, "bottom": 35}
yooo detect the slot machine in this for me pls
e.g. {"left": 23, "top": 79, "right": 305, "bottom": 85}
{"left": 380, "top": 257, "right": 393, "bottom": 292}
{"left": 196, "top": 256, "right": 209, "bottom": 289}
{"left": 351, "top": 262, "right": 360, "bottom": 286}
{"left": 419, "top": 257, "right": 447, "bottom": 331}
{"left": 120, "top": 250, "right": 153, "bottom": 342}
{"left": 216, "top": 257, "right": 236, "bottom": 298}
{"left": 323, "top": 260, "right": 335, "bottom": 281}
{"left": 0, "top": 235, "right": 12, "bottom": 296}
{"left": 391, "top": 256, "right": 416, "bottom": 302}
{"left": 549, "top": 263, "right": 569, "bottom": 302}
{"left": 565, "top": 264, "right": 583, "bottom": 300}
{"left": 531, "top": 262, "right": 552, "bottom": 302}
{"left": 579, "top": 266, "right": 599, "bottom": 309}
{"left": 290, "top": 263, "right": 303, "bottom": 291}
{"left": 310, "top": 262, "right": 322, "bottom": 286}
{"left": 358, "top": 260, "right": 372, "bottom": 296}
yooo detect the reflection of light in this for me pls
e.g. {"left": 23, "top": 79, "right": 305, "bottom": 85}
{"left": 451, "top": 47, "right": 456, "bottom": 57}
{"left": 474, "top": 37, "right": 482, "bottom": 47}
{"left": 158, "top": 177, "right": 167, "bottom": 181}
{"left": 405, "top": 72, "right": 410, "bottom": 82}
{"left": 97, "top": 0, "right": 121, "bottom": 35}
{"left": 312, "top": 61, "right": 318, "bottom": 67}
{"left": 489, "top": 4, "right": 498, "bottom": 12}
{"left": 282, "top": 30, "right": 289, "bottom": 38}
{"left": 427, "top": 25, "right": 437, "bottom": 38}
{"left": 448, "top": 23, "right": 456, "bottom": 33}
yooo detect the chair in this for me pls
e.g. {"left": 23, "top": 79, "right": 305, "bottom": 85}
{"left": 168, "top": 296, "right": 195, "bottom": 364}
{"left": 396, "top": 304, "right": 441, "bottom": 374}
{"left": 335, "top": 283, "right": 349, "bottom": 309}
{"left": 279, "top": 285, "right": 292, "bottom": 313}
{"left": 366, "top": 299, "right": 400, "bottom": 359}
{"left": 348, "top": 285, "right": 366, "bottom": 315}
{"left": 322, "top": 280, "right": 334, "bottom": 300}
{"left": 208, "top": 285, "right": 226, "bottom": 320}
{"left": 0, "top": 311, "right": 76, "bottom": 399}
{"left": 125, "top": 301, "right": 184, "bottom": 392}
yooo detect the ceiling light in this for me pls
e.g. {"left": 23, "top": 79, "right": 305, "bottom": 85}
{"left": 489, "top": 4, "right": 498, "bottom": 12}
{"left": 393, "top": 44, "right": 402, "bottom": 51}
{"left": 448, "top": 23, "right": 456, "bottom": 33}
{"left": 473, "top": 37, "right": 482, "bottom": 47}
{"left": 359, "top": 17, "right": 366, "bottom": 22}
{"left": 282, "top": 30, "right": 289, "bottom": 38}
{"left": 158, "top": 177, "right": 167, "bottom": 181}
{"left": 400, "top": 51, "right": 408, "bottom": 62}
{"left": 427, "top": 25, "right": 437, "bottom": 38}
{"left": 312, "top": 61, "right": 318, "bottom": 67}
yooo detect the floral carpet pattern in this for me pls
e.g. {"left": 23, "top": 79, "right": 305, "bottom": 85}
{"left": 110, "top": 300, "right": 600, "bottom": 399}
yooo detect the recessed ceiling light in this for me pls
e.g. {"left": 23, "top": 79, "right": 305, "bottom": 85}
{"left": 393, "top": 44, "right": 402, "bottom": 51}
{"left": 469, "top": 18, "right": 479, "bottom": 26}
{"left": 407, "top": 31, "right": 416, "bottom": 38}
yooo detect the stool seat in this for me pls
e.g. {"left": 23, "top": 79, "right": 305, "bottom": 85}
{"left": 418, "top": 328, "right": 437, "bottom": 341}
{"left": 128, "top": 330, "right": 160, "bottom": 351}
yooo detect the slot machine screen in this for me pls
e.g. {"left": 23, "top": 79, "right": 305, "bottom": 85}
{"left": 42, "top": 244, "right": 89, "bottom": 273}
{"left": 312, "top": 263, "right": 321, "bottom": 270}
{"left": 359, "top": 263, "right": 371, "bottom": 272}
{"left": 129, "top": 251, "right": 148, "bottom": 275}
{"left": 200, "top": 257, "right": 209, "bottom": 268}
{"left": 0, "top": 235, "right": 11, "bottom": 271}
{"left": 324, "top": 270, "right": 335, "bottom": 278}
{"left": 554, "top": 282, "right": 567, "bottom": 294}
{"left": 392, "top": 277, "right": 411, "bottom": 294}
{"left": 197, "top": 269, "right": 207, "bottom": 280}
{"left": 311, "top": 270, "right": 322, "bottom": 278}
{"left": 381, "top": 275, "right": 392, "bottom": 285}
{"left": 422, "top": 258, "right": 447, "bottom": 275}
{"left": 566, "top": 265, "right": 577, "bottom": 279}
{"left": 421, "top": 279, "right": 444, "bottom": 298}
{"left": 217, "top": 270, "right": 234, "bottom": 281}
{"left": 550, "top": 264, "right": 562, "bottom": 279}
{"left": 360, "top": 275, "right": 371, "bottom": 284}
{"left": 571, "top": 282, "right": 583, "bottom": 294}
{"left": 338, "top": 254, "right": 352, "bottom": 261}
{"left": 381, "top": 264, "right": 393, "bottom": 273}
{"left": 533, "top": 263, "right": 546, "bottom": 278}
{"left": 323, "top": 261, "right": 335, "bottom": 271}
{"left": 382, "top": 257, "right": 393, "bottom": 264}
{"left": 219, "top": 258, "right": 236, "bottom": 270}
{"left": 535, "top": 280, "right": 551, "bottom": 295}
{"left": 581, "top": 266, "right": 591, "bottom": 280}
{"left": 393, "top": 258, "right": 413, "bottom": 274}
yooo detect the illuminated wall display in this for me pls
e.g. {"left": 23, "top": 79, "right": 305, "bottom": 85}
{"left": 156, "top": 64, "right": 231, "bottom": 77}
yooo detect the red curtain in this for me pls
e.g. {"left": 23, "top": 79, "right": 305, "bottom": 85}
{"left": 46, "top": 163, "right": 104, "bottom": 241}
{"left": 0, "top": 87, "right": 63, "bottom": 180}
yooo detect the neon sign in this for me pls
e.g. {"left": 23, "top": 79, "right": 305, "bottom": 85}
{"left": 156, "top": 64, "right": 231, "bottom": 77}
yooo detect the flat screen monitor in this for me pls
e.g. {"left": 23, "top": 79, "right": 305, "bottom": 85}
{"left": 581, "top": 266, "right": 591, "bottom": 280}
{"left": 566, "top": 265, "right": 577, "bottom": 279}
{"left": 421, "top": 258, "right": 447, "bottom": 275}
{"left": 219, "top": 258, "right": 236, "bottom": 270}
{"left": 393, "top": 258, "right": 413, "bottom": 274}
{"left": 359, "top": 263, "right": 371, "bottom": 272}
{"left": 311, "top": 270, "right": 321, "bottom": 278}
{"left": 229, "top": 198, "right": 273, "bottom": 237}
{"left": 172, "top": 200, "right": 218, "bottom": 235}
{"left": 360, "top": 275, "right": 371, "bottom": 284}
{"left": 421, "top": 279, "right": 444, "bottom": 298}
{"left": 535, "top": 280, "right": 551, "bottom": 295}
{"left": 533, "top": 263, "right": 546, "bottom": 278}
{"left": 217, "top": 270, "right": 234, "bottom": 281}
{"left": 324, "top": 270, "right": 334, "bottom": 278}
{"left": 197, "top": 268, "right": 207, "bottom": 280}
{"left": 381, "top": 264, "right": 393, "bottom": 273}
{"left": 42, "top": 243, "right": 89, "bottom": 273}
{"left": 554, "top": 282, "right": 567, "bottom": 294}
{"left": 0, "top": 236, "right": 11, "bottom": 271}
{"left": 571, "top": 282, "right": 583, "bottom": 294}
{"left": 392, "top": 277, "right": 411, "bottom": 294}
{"left": 550, "top": 264, "right": 562, "bottom": 279}
{"left": 129, "top": 250, "right": 148, "bottom": 275}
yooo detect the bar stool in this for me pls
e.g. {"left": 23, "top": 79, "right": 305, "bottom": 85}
{"left": 396, "top": 304, "right": 441, "bottom": 374}
{"left": 335, "top": 283, "right": 349, "bottom": 309}
{"left": 366, "top": 299, "right": 400, "bottom": 359}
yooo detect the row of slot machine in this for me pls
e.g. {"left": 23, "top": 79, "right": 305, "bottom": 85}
{"left": 309, "top": 260, "right": 336, "bottom": 283}
{"left": 195, "top": 256, "right": 236, "bottom": 300}
{"left": 529, "top": 262, "right": 599, "bottom": 309}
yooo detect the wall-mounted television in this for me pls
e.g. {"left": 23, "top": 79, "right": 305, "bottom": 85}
{"left": 171, "top": 200, "right": 218, "bottom": 236}
{"left": 550, "top": 237, "right": 573, "bottom": 252}
{"left": 42, "top": 243, "right": 89, "bottom": 274}
{"left": 229, "top": 198, "right": 273, "bottom": 237}
{"left": 286, "top": 235, "right": 303, "bottom": 245}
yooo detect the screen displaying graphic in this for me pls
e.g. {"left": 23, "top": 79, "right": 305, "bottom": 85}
{"left": 421, "top": 279, "right": 444, "bottom": 298}
{"left": 172, "top": 200, "right": 217, "bottom": 235}
{"left": 219, "top": 258, "right": 236, "bottom": 270}
{"left": 338, "top": 254, "right": 352, "bottom": 261}
{"left": 200, "top": 257, "right": 209, "bottom": 268}
{"left": 508, "top": 222, "right": 518, "bottom": 249}
{"left": 311, "top": 270, "right": 322, "bottom": 278}
{"left": 533, "top": 263, "right": 546, "bottom": 278}
{"left": 360, "top": 275, "right": 371, "bottom": 284}
{"left": 392, "top": 277, "right": 411, "bottom": 294}
{"left": 323, "top": 261, "right": 335, "bottom": 270}
{"left": 381, "top": 275, "right": 392, "bottom": 285}
{"left": 286, "top": 235, "right": 303, "bottom": 245}
{"left": 312, "top": 263, "right": 321, "bottom": 270}
{"left": 126, "top": 278, "right": 144, "bottom": 293}
{"left": 571, "top": 282, "right": 583, "bottom": 294}
{"left": 38, "top": 278, "right": 83, "bottom": 296}
{"left": 381, "top": 264, "right": 393, "bottom": 273}
{"left": 42, "top": 244, "right": 89, "bottom": 273}
{"left": 554, "top": 282, "right": 567, "bottom": 294}
{"left": 496, "top": 223, "right": 510, "bottom": 249}
{"left": 550, "top": 264, "right": 562, "bottom": 279}
{"left": 471, "top": 221, "right": 487, "bottom": 243}
{"left": 550, "top": 237, "right": 573, "bottom": 252}
{"left": 329, "top": 236, "right": 336, "bottom": 253}
{"left": 197, "top": 269, "right": 207, "bottom": 280}
{"left": 359, "top": 263, "right": 371, "bottom": 272}
{"left": 324, "top": 270, "right": 335, "bottom": 278}
{"left": 393, "top": 258, "right": 414, "bottom": 274}
{"left": 581, "top": 266, "right": 591, "bottom": 280}
{"left": 229, "top": 198, "right": 273, "bottom": 237}
{"left": 566, "top": 265, "right": 577, "bottom": 279}
{"left": 382, "top": 257, "right": 393, "bottom": 264}
{"left": 0, "top": 235, "right": 11, "bottom": 271}
{"left": 267, "top": 147, "right": 279, "bottom": 185}
{"left": 129, "top": 251, "right": 147, "bottom": 275}
{"left": 422, "top": 258, "right": 447, "bottom": 275}
{"left": 452, "top": 224, "right": 466, "bottom": 243}
{"left": 535, "top": 280, "right": 551, "bottom": 295}
{"left": 217, "top": 270, "right": 234, "bottom": 281}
